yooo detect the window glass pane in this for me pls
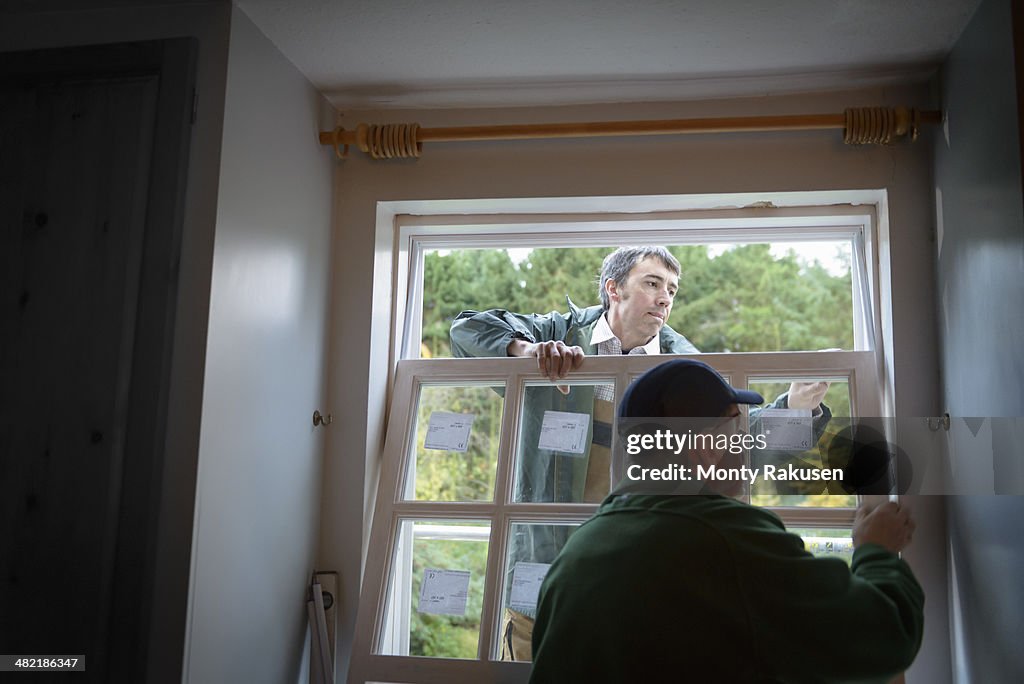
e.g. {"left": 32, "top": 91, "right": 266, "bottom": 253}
{"left": 379, "top": 520, "right": 490, "bottom": 658}
{"left": 495, "top": 522, "right": 582, "bottom": 662}
{"left": 425, "top": 242, "right": 854, "bottom": 358}
{"left": 748, "top": 378, "right": 857, "bottom": 508}
{"left": 404, "top": 384, "right": 503, "bottom": 502}
{"left": 513, "top": 380, "right": 616, "bottom": 504}
{"left": 790, "top": 528, "right": 855, "bottom": 565}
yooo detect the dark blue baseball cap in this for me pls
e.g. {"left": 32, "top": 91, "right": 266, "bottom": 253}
{"left": 620, "top": 359, "right": 764, "bottom": 418}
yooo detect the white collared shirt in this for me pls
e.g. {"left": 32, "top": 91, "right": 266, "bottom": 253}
{"left": 591, "top": 313, "right": 661, "bottom": 356}
{"left": 592, "top": 314, "right": 659, "bottom": 401}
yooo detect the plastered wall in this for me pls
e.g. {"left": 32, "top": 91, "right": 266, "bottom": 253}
{"left": 934, "top": 0, "right": 1024, "bottom": 680}
{"left": 185, "top": 6, "right": 335, "bottom": 684}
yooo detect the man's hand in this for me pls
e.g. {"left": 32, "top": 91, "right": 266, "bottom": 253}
{"left": 507, "top": 339, "right": 585, "bottom": 387}
{"left": 852, "top": 501, "right": 916, "bottom": 553}
{"left": 787, "top": 381, "right": 830, "bottom": 410}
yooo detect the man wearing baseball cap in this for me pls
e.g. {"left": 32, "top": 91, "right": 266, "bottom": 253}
{"left": 529, "top": 359, "right": 924, "bottom": 683}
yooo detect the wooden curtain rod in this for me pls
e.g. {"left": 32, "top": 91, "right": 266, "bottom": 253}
{"left": 319, "top": 107, "right": 941, "bottom": 160}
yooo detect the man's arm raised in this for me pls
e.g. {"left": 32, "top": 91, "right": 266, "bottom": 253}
{"left": 786, "top": 380, "right": 830, "bottom": 412}
{"left": 853, "top": 501, "right": 917, "bottom": 554}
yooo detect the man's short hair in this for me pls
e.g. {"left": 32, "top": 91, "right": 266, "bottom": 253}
{"left": 598, "top": 246, "right": 681, "bottom": 310}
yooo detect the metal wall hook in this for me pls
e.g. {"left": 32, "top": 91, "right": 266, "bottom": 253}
{"left": 313, "top": 410, "right": 333, "bottom": 427}
{"left": 926, "top": 413, "right": 950, "bottom": 431}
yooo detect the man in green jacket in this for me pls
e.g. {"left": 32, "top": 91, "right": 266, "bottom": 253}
{"left": 530, "top": 359, "right": 924, "bottom": 683}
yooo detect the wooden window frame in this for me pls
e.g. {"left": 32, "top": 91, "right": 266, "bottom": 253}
{"left": 348, "top": 352, "right": 885, "bottom": 684}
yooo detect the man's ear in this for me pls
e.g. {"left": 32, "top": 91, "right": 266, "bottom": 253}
{"left": 605, "top": 277, "right": 620, "bottom": 303}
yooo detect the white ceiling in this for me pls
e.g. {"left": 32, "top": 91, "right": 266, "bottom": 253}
{"left": 237, "top": 0, "right": 982, "bottom": 110}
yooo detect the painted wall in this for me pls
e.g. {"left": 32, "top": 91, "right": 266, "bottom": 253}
{"left": 185, "top": 5, "right": 334, "bottom": 684}
{"left": 934, "top": 0, "right": 1024, "bottom": 680}
{"left": 322, "top": 86, "right": 948, "bottom": 679}
{"left": 0, "top": 3, "right": 231, "bottom": 680}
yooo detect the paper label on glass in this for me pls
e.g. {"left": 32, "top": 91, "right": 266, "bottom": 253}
{"left": 538, "top": 410, "right": 590, "bottom": 454}
{"left": 758, "top": 408, "right": 814, "bottom": 450}
{"left": 424, "top": 411, "right": 476, "bottom": 452}
{"left": 805, "top": 537, "right": 853, "bottom": 556}
{"left": 509, "top": 562, "right": 551, "bottom": 612}
{"left": 418, "top": 568, "right": 470, "bottom": 616}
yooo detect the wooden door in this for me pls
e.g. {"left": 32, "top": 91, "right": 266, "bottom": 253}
{"left": 0, "top": 41, "right": 195, "bottom": 682}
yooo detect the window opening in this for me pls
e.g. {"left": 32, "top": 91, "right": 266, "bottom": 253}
{"left": 352, "top": 203, "right": 888, "bottom": 683}
{"left": 420, "top": 239, "right": 859, "bottom": 359}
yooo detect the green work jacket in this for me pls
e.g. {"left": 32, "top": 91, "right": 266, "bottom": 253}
{"left": 530, "top": 494, "right": 925, "bottom": 683}
{"left": 450, "top": 298, "right": 700, "bottom": 359}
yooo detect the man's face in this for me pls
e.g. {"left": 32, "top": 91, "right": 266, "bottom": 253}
{"left": 606, "top": 256, "right": 679, "bottom": 349}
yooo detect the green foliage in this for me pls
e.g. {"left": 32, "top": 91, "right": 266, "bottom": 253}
{"left": 516, "top": 247, "right": 609, "bottom": 313}
{"left": 423, "top": 244, "right": 854, "bottom": 357}
{"left": 422, "top": 250, "right": 528, "bottom": 358}
{"left": 667, "top": 244, "right": 853, "bottom": 352}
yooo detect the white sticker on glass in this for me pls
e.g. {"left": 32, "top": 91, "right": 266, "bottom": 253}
{"left": 418, "top": 568, "right": 471, "bottom": 616}
{"left": 424, "top": 411, "right": 476, "bottom": 452}
{"left": 509, "top": 562, "right": 551, "bottom": 612}
{"left": 757, "top": 408, "right": 814, "bottom": 450}
{"left": 804, "top": 537, "right": 854, "bottom": 556}
{"left": 538, "top": 410, "right": 590, "bottom": 454}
